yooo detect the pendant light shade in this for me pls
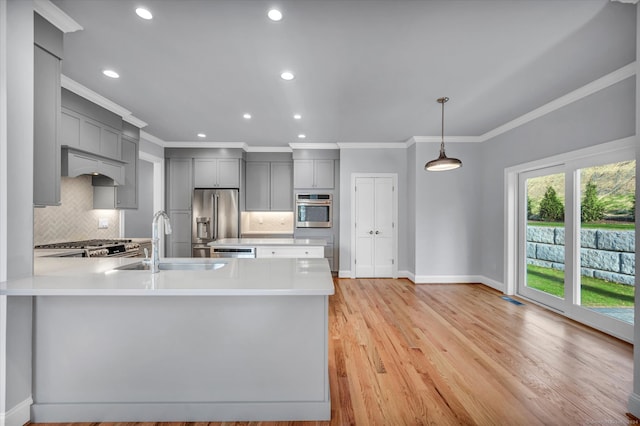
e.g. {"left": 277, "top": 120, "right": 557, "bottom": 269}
{"left": 425, "top": 97, "right": 462, "bottom": 171}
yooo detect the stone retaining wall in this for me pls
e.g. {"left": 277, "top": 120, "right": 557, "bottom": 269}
{"left": 527, "top": 226, "right": 635, "bottom": 285}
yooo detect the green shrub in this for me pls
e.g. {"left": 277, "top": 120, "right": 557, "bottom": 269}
{"left": 581, "top": 179, "right": 604, "bottom": 222}
{"left": 539, "top": 186, "right": 564, "bottom": 222}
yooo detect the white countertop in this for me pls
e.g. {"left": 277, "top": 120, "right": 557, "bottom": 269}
{"left": 0, "top": 257, "right": 334, "bottom": 296}
{"left": 208, "top": 238, "right": 327, "bottom": 247}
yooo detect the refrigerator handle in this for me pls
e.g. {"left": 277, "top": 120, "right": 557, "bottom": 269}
{"left": 213, "top": 193, "right": 219, "bottom": 240}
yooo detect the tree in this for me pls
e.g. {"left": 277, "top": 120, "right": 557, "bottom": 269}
{"left": 581, "top": 179, "right": 604, "bottom": 223}
{"left": 539, "top": 186, "right": 564, "bottom": 222}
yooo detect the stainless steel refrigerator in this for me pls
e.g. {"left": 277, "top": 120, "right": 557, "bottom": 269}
{"left": 192, "top": 189, "right": 239, "bottom": 257}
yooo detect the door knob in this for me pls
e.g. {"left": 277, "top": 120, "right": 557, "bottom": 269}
{"left": 369, "top": 230, "right": 373, "bottom": 235}
{"left": 375, "top": 230, "right": 380, "bottom": 234}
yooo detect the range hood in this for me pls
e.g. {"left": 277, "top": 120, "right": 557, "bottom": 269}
{"left": 61, "top": 147, "right": 125, "bottom": 185}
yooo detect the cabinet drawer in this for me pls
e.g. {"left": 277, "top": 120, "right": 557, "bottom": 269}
{"left": 256, "top": 246, "right": 324, "bottom": 258}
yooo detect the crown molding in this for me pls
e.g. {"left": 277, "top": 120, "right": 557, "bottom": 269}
{"left": 338, "top": 142, "right": 407, "bottom": 149}
{"left": 34, "top": 0, "right": 83, "bottom": 33}
{"left": 610, "top": 0, "right": 638, "bottom": 4}
{"left": 245, "top": 146, "right": 293, "bottom": 153}
{"left": 140, "top": 131, "right": 166, "bottom": 148}
{"left": 478, "top": 61, "right": 636, "bottom": 142}
{"left": 163, "top": 141, "right": 249, "bottom": 150}
{"left": 288, "top": 143, "right": 340, "bottom": 150}
{"left": 61, "top": 75, "right": 148, "bottom": 129}
{"left": 410, "top": 136, "right": 482, "bottom": 144}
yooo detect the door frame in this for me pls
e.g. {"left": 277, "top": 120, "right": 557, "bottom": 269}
{"left": 350, "top": 173, "right": 398, "bottom": 279}
{"left": 505, "top": 136, "right": 635, "bottom": 341}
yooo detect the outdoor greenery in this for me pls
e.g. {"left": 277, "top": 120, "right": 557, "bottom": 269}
{"left": 527, "top": 161, "right": 636, "bottom": 224}
{"left": 528, "top": 221, "right": 635, "bottom": 230}
{"left": 581, "top": 179, "right": 605, "bottom": 222}
{"left": 527, "top": 264, "right": 634, "bottom": 307}
{"left": 538, "top": 186, "right": 565, "bottom": 222}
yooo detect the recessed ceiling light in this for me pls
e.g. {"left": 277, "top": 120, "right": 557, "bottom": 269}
{"left": 298, "top": 134, "right": 306, "bottom": 139}
{"left": 135, "top": 7, "right": 153, "bottom": 20}
{"left": 243, "top": 113, "right": 252, "bottom": 119}
{"left": 102, "top": 69, "right": 119, "bottom": 79}
{"left": 293, "top": 114, "right": 302, "bottom": 120}
{"left": 197, "top": 133, "right": 206, "bottom": 138}
{"left": 267, "top": 9, "right": 282, "bottom": 21}
{"left": 280, "top": 71, "right": 295, "bottom": 81}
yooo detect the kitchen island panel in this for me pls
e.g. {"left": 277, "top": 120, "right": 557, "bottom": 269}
{"left": 32, "top": 294, "right": 330, "bottom": 421}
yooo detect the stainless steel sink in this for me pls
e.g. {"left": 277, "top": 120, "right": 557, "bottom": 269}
{"left": 115, "top": 261, "right": 226, "bottom": 271}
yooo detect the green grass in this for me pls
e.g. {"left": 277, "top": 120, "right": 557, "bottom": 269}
{"left": 526, "top": 264, "right": 635, "bottom": 307}
{"left": 528, "top": 221, "right": 635, "bottom": 230}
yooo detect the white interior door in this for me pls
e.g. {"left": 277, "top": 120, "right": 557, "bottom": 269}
{"left": 354, "top": 175, "right": 396, "bottom": 278}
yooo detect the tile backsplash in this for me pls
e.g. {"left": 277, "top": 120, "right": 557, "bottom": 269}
{"left": 34, "top": 176, "right": 120, "bottom": 245}
{"left": 241, "top": 211, "right": 294, "bottom": 235}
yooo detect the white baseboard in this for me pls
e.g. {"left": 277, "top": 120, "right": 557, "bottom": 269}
{"left": 338, "top": 270, "right": 351, "bottom": 278}
{"left": 477, "top": 275, "right": 505, "bottom": 292}
{"left": 0, "top": 397, "right": 32, "bottom": 426}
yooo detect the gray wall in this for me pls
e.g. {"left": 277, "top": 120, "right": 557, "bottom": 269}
{"left": 479, "top": 77, "right": 636, "bottom": 285}
{"left": 339, "top": 148, "right": 409, "bottom": 274}
{"left": 406, "top": 144, "right": 416, "bottom": 274}
{"left": 414, "top": 142, "right": 483, "bottom": 278}
{"left": 631, "top": 2, "right": 640, "bottom": 418}
{"left": 124, "top": 159, "right": 154, "bottom": 237}
{"left": 5, "top": 0, "right": 34, "bottom": 413}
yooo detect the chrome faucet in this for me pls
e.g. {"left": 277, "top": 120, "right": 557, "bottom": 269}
{"left": 150, "top": 210, "right": 172, "bottom": 273}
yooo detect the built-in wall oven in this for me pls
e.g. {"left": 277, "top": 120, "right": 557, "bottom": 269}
{"left": 295, "top": 194, "right": 332, "bottom": 228}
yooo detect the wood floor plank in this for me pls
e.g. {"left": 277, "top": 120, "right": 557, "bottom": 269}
{"left": 27, "top": 278, "right": 633, "bottom": 425}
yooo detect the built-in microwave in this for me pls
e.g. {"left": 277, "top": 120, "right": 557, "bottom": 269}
{"left": 295, "top": 194, "right": 332, "bottom": 228}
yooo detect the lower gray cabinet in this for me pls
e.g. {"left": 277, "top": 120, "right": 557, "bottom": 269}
{"left": 168, "top": 210, "right": 192, "bottom": 257}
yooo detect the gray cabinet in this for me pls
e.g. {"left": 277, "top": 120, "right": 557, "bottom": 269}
{"left": 194, "top": 158, "right": 240, "bottom": 188}
{"left": 245, "top": 161, "right": 292, "bottom": 211}
{"left": 245, "top": 162, "right": 270, "bottom": 210}
{"left": 61, "top": 107, "right": 122, "bottom": 161}
{"left": 270, "top": 162, "right": 293, "bottom": 210}
{"left": 293, "top": 159, "right": 334, "bottom": 189}
{"left": 116, "top": 135, "right": 138, "bottom": 208}
{"left": 92, "top": 134, "right": 138, "bottom": 209}
{"left": 33, "top": 13, "right": 63, "bottom": 206}
{"left": 167, "top": 158, "right": 193, "bottom": 257}
{"left": 168, "top": 159, "right": 193, "bottom": 211}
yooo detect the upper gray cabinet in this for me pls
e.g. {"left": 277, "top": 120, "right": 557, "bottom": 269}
{"left": 193, "top": 158, "right": 240, "bottom": 188}
{"left": 93, "top": 123, "right": 139, "bottom": 209}
{"left": 33, "top": 12, "right": 63, "bottom": 206}
{"left": 245, "top": 161, "right": 293, "bottom": 211}
{"left": 293, "top": 159, "right": 334, "bottom": 189}
{"left": 60, "top": 89, "right": 122, "bottom": 161}
{"left": 270, "top": 162, "right": 293, "bottom": 210}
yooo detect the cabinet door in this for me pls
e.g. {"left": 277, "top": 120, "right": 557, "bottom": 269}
{"left": 80, "top": 118, "right": 101, "bottom": 154}
{"left": 193, "top": 159, "right": 218, "bottom": 188}
{"left": 293, "top": 160, "right": 315, "bottom": 188}
{"left": 217, "top": 159, "right": 240, "bottom": 188}
{"left": 245, "top": 162, "right": 270, "bottom": 211}
{"left": 168, "top": 210, "right": 192, "bottom": 257}
{"left": 61, "top": 109, "right": 80, "bottom": 148}
{"left": 116, "top": 137, "right": 138, "bottom": 209}
{"left": 314, "top": 160, "right": 334, "bottom": 189}
{"left": 34, "top": 45, "right": 61, "bottom": 206}
{"left": 93, "top": 186, "right": 116, "bottom": 209}
{"left": 270, "top": 162, "right": 293, "bottom": 210}
{"left": 168, "top": 159, "right": 192, "bottom": 210}
{"left": 100, "top": 125, "right": 121, "bottom": 160}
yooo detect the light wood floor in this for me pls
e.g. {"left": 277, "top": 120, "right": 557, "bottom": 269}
{"left": 28, "top": 278, "right": 633, "bottom": 426}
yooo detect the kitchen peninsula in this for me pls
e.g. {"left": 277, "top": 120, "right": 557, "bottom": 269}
{"left": 0, "top": 256, "right": 334, "bottom": 422}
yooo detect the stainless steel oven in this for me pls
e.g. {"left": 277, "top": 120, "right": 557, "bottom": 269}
{"left": 295, "top": 194, "right": 332, "bottom": 228}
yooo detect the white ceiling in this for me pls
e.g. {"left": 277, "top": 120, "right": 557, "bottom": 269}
{"left": 51, "top": 0, "right": 636, "bottom": 147}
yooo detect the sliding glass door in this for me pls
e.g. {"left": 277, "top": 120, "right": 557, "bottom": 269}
{"left": 519, "top": 165, "right": 567, "bottom": 312}
{"left": 517, "top": 150, "right": 635, "bottom": 341}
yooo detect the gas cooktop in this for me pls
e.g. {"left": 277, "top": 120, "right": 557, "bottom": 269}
{"left": 35, "top": 239, "right": 134, "bottom": 249}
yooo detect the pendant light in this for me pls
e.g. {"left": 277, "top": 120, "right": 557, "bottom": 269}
{"left": 425, "top": 97, "right": 462, "bottom": 171}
